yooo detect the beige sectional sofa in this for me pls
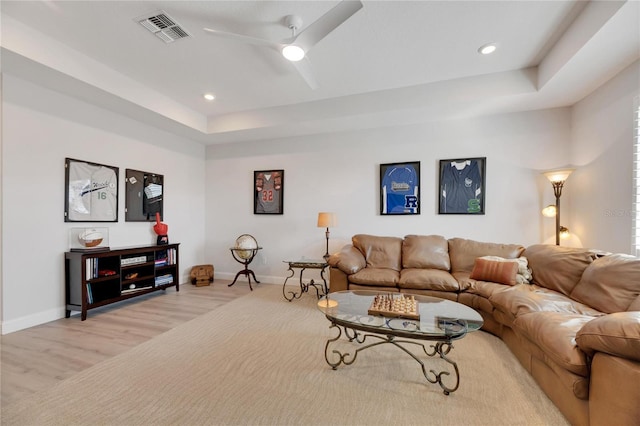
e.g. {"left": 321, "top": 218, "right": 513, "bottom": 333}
{"left": 328, "top": 234, "right": 640, "bottom": 426}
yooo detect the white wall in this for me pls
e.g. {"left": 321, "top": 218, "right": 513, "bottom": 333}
{"left": 1, "top": 75, "right": 207, "bottom": 333}
{"left": 4, "top": 60, "right": 635, "bottom": 333}
{"left": 206, "top": 108, "right": 572, "bottom": 284}
{"left": 570, "top": 60, "right": 640, "bottom": 254}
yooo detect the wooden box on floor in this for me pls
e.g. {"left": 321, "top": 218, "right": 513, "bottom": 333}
{"left": 190, "top": 264, "right": 214, "bottom": 287}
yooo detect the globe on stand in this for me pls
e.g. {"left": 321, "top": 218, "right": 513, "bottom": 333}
{"left": 229, "top": 234, "right": 262, "bottom": 290}
{"left": 234, "top": 234, "right": 258, "bottom": 259}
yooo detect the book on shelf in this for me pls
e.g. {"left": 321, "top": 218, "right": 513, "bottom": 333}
{"left": 121, "top": 285, "right": 152, "bottom": 294}
{"left": 85, "top": 258, "right": 100, "bottom": 280}
{"left": 121, "top": 255, "right": 148, "bottom": 266}
{"left": 157, "top": 248, "right": 177, "bottom": 266}
{"left": 86, "top": 283, "right": 93, "bottom": 304}
{"left": 155, "top": 274, "right": 174, "bottom": 286}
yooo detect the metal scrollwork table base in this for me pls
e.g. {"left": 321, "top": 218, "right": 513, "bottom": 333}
{"left": 318, "top": 291, "right": 484, "bottom": 395}
{"left": 282, "top": 259, "right": 328, "bottom": 301}
{"left": 324, "top": 321, "right": 462, "bottom": 395}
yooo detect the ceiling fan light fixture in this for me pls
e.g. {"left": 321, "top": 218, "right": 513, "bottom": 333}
{"left": 282, "top": 45, "right": 305, "bottom": 62}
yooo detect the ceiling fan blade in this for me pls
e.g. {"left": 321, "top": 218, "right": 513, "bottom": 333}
{"left": 290, "top": 58, "right": 318, "bottom": 90}
{"left": 293, "top": 0, "right": 363, "bottom": 51}
{"left": 203, "top": 27, "right": 281, "bottom": 48}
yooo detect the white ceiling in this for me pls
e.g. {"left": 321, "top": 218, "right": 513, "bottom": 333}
{"left": 1, "top": 1, "right": 639, "bottom": 145}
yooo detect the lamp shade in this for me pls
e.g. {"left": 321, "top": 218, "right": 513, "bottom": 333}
{"left": 541, "top": 205, "right": 557, "bottom": 217}
{"left": 543, "top": 168, "right": 575, "bottom": 183}
{"left": 317, "top": 212, "right": 337, "bottom": 228}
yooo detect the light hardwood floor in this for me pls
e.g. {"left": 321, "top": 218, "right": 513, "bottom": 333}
{"left": 1, "top": 279, "right": 252, "bottom": 408}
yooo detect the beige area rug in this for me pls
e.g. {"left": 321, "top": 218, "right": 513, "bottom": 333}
{"left": 2, "top": 284, "right": 568, "bottom": 426}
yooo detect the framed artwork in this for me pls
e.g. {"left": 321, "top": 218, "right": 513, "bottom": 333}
{"left": 64, "top": 158, "right": 119, "bottom": 222}
{"left": 438, "top": 157, "right": 486, "bottom": 214}
{"left": 380, "top": 161, "right": 420, "bottom": 215}
{"left": 125, "top": 169, "right": 164, "bottom": 222}
{"left": 254, "top": 170, "right": 284, "bottom": 214}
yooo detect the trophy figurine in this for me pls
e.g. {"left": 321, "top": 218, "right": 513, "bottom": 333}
{"left": 153, "top": 212, "right": 168, "bottom": 245}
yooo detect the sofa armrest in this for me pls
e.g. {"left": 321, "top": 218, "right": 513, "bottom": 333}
{"left": 328, "top": 245, "right": 366, "bottom": 275}
{"left": 575, "top": 312, "right": 640, "bottom": 362}
{"left": 329, "top": 267, "right": 349, "bottom": 293}
{"left": 588, "top": 353, "right": 640, "bottom": 425}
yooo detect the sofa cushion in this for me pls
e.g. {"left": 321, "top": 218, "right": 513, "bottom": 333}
{"left": 352, "top": 234, "right": 403, "bottom": 271}
{"left": 448, "top": 238, "right": 524, "bottom": 273}
{"left": 470, "top": 257, "right": 519, "bottom": 285}
{"left": 328, "top": 245, "right": 366, "bottom": 275}
{"left": 523, "top": 244, "right": 597, "bottom": 297}
{"left": 630, "top": 295, "right": 640, "bottom": 311}
{"left": 513, "top": 311, "right": 592, "bottom": 377}
{"left": 457, "top": 292, "right": 495, "bottom": 316}
{"left": 349, "top": 268, "right": 400, "bottom": 287}
{"left": 489, "top": 284, "right": 603, "bottom": 323}
{"left": 570, "top": 253, "right": 640, "bottom": 313}
{"left": 402, "top": 235, "right": 450, "bottom": 270}
{"left": 455, "top": 271, "right": 512, "bottom": 299}
{"left": 398, "top": 268, "right": 459, "bottom": 291}
{"left": 575, "top": 312, "right": 640, "bottom": 362}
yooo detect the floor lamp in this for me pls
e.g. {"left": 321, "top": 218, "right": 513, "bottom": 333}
{"left": 317, "top": 212, "right": 337, "bottom": 260}
{"left": 543, "top": 169, "right": 574, "bottom": 245}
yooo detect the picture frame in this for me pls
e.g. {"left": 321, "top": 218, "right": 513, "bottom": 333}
{"left": 125, "top": 169, "right": 164, "bottom": 222}
{"left": 380, "top": 161, "right": 420, "bottom": 215}
{"left": 438, "top": 157, "right": 486, "bottom": 215}
{"left": 64, "top": 158, "right": 119, "bottom": 222}
{"left": 254, "top": 170, "right": 284, "bottom": 214}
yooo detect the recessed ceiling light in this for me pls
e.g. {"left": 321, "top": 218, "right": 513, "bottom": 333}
{"left": 203, "top": 93, "right": 215, "bottom": 101}
{"left": 478, "top": 43, "right": 497, "bottom": 55}
{"left": 282, "top": 45, "right": 305, "bottom": 62}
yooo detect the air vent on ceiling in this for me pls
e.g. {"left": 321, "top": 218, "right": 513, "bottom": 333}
{"left": 136, "top": 10, "right": 191, "bottom": 43}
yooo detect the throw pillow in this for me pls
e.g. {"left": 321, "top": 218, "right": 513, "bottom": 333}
{"left": 479, "top": 255, "right": 532, "bottom": 284}
{"left": 470, "top": 257, "right": 519, "bottom": 285}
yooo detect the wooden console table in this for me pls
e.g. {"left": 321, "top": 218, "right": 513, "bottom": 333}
{"left": 65, "top": 243, "right": 180, "bottom": 320}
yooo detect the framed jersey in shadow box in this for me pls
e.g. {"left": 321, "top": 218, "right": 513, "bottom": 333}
{"left": 125, "top": 169, "right": 164, "bottom": 221}
{"left": 254, "top": 170, "right": 283, "bottom": 214}
{"left": 380, "top": 161, "right": 420, "bottom": 215}
{"left": 438, "top": 157, "right": 486, "bottom": 214}
{"left": 64, "top": 158, "right": 119, "bottom": 222}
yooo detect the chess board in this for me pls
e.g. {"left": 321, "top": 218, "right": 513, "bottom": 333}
{"left": 367, "top": 294, "right": 420, "bottom": 320}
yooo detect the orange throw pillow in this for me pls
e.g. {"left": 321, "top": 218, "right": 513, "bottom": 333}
{"left": 470, "top": 257, "right": 519, "bottom": 285}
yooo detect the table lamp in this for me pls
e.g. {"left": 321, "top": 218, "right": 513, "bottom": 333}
{"left": 317, "top": 212, "right": 337, "bottom": 260}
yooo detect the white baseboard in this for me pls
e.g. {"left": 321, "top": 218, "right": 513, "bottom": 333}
{"left": 2, "top": 308, "right": 67, "bottom": 335}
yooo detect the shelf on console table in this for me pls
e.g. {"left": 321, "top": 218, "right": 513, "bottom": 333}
{"left": 65, "top": 243, "right": 180, "bottom": 320}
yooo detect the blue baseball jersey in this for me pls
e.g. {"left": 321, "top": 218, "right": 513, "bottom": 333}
{"left": 440, "top": 160, "right": 482, "bottom": 213}
{"left": 382, "top": 165, "right": 419, "bottom": 214}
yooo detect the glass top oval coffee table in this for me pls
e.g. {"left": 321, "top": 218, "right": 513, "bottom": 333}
{"left": 317, "top": 290, "right": 483, "bottom": 395}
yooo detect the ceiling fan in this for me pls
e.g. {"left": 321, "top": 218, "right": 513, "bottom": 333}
{"left": 203, "top": 0, "right": 363, "bottom": 89}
